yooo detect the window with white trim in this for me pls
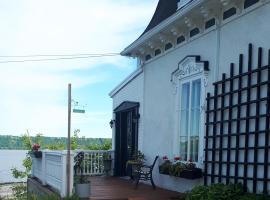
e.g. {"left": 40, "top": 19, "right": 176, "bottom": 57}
{"left": 171, "top": 56, "right": 209, "bottom": 166}
{"left": 179, "top": 78, "right": 201, "bottom": 162}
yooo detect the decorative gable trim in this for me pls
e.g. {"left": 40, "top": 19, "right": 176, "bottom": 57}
{"left": 171, "top": 55, "right": 209, "bottom": 82}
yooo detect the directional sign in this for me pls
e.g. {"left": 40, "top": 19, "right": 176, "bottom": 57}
{"left": 73, "top": 109, "right": 85, "bottom": 113}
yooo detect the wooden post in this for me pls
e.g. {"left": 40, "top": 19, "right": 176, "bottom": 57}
{"left": 67, "top": 83, "right": 71, "bottom": 197}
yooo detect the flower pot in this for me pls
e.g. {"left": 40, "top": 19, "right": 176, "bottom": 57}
{"left": 131, "top": 163, "right": 141, "bottom": 177}
{"left": 33, "top": 151, "right": 42, "bottom": 158}
{"left": 179, "top": 168, "right": 202, "bottom": 179}
{"left": 103, "top": 159, "right": 112, "bottom": 175}
{"left": 75, "top": 183, "right": 91, "bottom": 198}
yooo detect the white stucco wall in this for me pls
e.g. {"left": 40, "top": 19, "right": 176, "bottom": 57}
{"left": 111, "top": 1, "right": 270, "bottom": 193}
{"left": 112, "top": 72, "right": 144, "bottom": 151}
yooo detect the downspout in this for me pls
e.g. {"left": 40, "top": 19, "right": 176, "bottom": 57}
{"left": 215, "top": 17, "right": 221, "bottom": 82}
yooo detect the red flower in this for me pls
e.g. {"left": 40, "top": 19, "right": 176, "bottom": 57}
{"left": 32, "top": 143, "right": 40, "bottom": 151}
{"left": 162, "top": 156, "right": 168, "bottom": 160}
{"left": 174, "top": 156, "right": 181, "bottom": 161}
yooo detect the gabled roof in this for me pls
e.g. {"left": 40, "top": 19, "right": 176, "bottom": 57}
{"left": 140, "top": 0, "right": 179, "bottom": 37}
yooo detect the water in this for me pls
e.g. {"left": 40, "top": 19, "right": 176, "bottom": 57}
{"left": 0, "top": 150, "right": 28, "bottom": 183}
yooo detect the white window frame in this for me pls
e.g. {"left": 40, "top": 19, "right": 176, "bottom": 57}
{"left": 178, "top": 75, "right": 204, "bottom": 164}
{"left": 171, "top": 56, "right": 208, "bottom": 168}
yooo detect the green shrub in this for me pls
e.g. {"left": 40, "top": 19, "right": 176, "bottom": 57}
{"left": 185, "top": 183, "right": 270, "bottom": 200}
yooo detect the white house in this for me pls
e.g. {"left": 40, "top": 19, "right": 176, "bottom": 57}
{"left": 109, "top": 0, "right": 270, "bottom": 194}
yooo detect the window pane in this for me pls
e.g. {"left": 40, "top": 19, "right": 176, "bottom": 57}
{"left": 180, "top": 136, "right": 188, "bottom": 161}
{"left": 190, "top": 79, "right": 201, "bottom": 162}
{"left": 180, "top": 82, "right": 190, "bottom": 137}
{"left": 190, "top": 136, "right": 199, "bottom": 162}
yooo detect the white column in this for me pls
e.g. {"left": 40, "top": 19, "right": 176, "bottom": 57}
{"left": 41, "top": 151, "right": 46, "bottom": 185}
{"left": 61, "top": 152, "right": 67, "bottom": 198}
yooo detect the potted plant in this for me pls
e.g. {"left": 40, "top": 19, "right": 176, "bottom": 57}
{"left": 103, "top": 152, "right": 112, "bottom": 175}
{"left": 158, "top": 156, "right": 203, "bottom": 179}
{"left": 74, "top": 152, "right": 91, "bottom": 198}
{"left": 31, "top": 143, "right": 42, "bottom": 158}
{"left": 126, "top": 150, "right": 145, "bottom": 178}
{"left": 159, "top": 156, "right": 171, "bottom": 175}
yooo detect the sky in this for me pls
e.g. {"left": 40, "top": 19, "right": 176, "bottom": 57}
{"left": 0, "top": 0, "right": 158, "bottom": 138}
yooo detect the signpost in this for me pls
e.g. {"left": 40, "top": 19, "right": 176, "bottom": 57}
{"left": 67, "top": 84, "right": 71, "bottom": 197}
{"left": 66, "top": 84, "right": 86, "bottom": 197}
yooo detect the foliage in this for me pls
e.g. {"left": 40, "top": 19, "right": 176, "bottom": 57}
{"left": 103, "top": 152, "right": 112, "bottom": 160}
{"left": 159, "top": 158, "right": 198, "bottom": 177}
{"left": 159, "top": 160, "right": 172, "bottom": 174}
{"left": 170, "top": 162, "right": 186, "bottom": 176}
{"left": 74, "top": 175, "right": 90, "bottom": 184}
{"left": 0, "top": 134, "right": 111, "bottom": 150}
{"left": 126, "top": 150, "right": 145, "bottom": 165}
{"left": 185, "top": 183, "right": 269, "bottom": 200}
{"left": 71, "top": 129, "right": 79, "bottom": 150}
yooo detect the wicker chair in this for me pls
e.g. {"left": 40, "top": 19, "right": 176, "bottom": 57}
{"left": 135, "top": 156, "right": 159, "bottom": 189}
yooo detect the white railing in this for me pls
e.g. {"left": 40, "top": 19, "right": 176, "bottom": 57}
{"left": 31, "top": 150, "right": 74, "bottom": 198}
{"left": 74, "top": 150, "right": 114, "bottom": 176}
{"left": 31, "top": 150, "right": 114, "bottom": 198}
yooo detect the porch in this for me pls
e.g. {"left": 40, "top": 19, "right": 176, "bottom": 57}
{"left": 88, "top": 176, "right": 182, "bottom": 200}
{"left": 30, "top": 150, "right": 182, "bottom": 199}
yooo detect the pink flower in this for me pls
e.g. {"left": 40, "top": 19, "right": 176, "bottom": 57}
{"left": 162, "top": 156, "right": 168, "bottom": 160}
{"left": 32, "top": 143, "right": 40, "bottom": 151}
{"left": 174, "top": 156, "right": 181, "bottom": 161}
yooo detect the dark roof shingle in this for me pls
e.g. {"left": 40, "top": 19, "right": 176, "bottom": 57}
{"left": 141, "top": 0, "right": 179, "bottom": 36}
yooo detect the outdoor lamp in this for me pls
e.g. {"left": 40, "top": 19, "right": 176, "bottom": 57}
{"left": 109, "top": 120, "right": 115, "bottom": 128}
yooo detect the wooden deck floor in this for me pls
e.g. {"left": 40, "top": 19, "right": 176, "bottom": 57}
{"left": 88, "top": 177, "right": 183, "bottom": 200}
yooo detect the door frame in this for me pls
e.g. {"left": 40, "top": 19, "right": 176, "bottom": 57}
{"left": 114, "top": 101, "right": 139, "bottom": 176}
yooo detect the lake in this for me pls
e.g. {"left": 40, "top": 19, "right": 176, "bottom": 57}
{"left": 0, "top": 150, "right": 28, "bottom": 183}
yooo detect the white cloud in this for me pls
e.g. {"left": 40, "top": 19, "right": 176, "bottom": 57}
{"left": 0, "top": 0, "right": 158, "bottom": 137}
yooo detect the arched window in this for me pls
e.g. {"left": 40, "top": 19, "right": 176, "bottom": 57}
{"left": 165, "top": 43, "right": 173, "bottom": 51}
{"left": 190, "top": 28, "right": 200, "bottom": 38}
{"left": 223, "top": 7, "right": 237, "bottom": 20}
{"left": 145, "top": 54, "right": 152, "bottom": 61}
{"left": 154, "top": 49, "right": 161, "bottom": 56}
{"left": 177, "top": 36, "right": 185, "bottom": 44}
{"left": 244, "top": 0, "right": 259, "bottom": 9}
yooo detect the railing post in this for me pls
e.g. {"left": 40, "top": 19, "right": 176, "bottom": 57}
{"left": 41, "top": 151, "right": 46, "bottom": 185}
{"left": 110, "top": 151, "right": 115, "bottom": 176}
{"left": 61, "top": 152, "right": 67, "bottom": 198}
{"left": 70, "top": 152, "right": 74, "bottom": 195}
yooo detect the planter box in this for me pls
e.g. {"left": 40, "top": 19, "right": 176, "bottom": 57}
{"left": 159, "top": 167, "right": 202, "bottom": 180}
{"left": 159, "top": 166, "right": 170, "bottom": 175}
{"left": 179, "top": 168, "right": 202, "bottom": 179}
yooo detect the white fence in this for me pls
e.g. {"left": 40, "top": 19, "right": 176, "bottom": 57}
{"left": 74, "top": 150, "right": 114, "bottom": 176}
{"left": 31, "top": 150, "right": 114, "bottom": 197}
{"left": 31, "top": 150, "right": 74, "bottom": 198}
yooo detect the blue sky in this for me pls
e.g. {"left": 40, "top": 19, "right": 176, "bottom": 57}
{"left": 0, "top": 0, "right": 158, "bottom": 138}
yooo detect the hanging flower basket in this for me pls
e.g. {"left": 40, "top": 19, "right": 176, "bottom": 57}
{"left": 30, "top": 143, "right": 42, "bottom": 158}
{"left": 33, "top": 151, "right": 42, "bottom": 158}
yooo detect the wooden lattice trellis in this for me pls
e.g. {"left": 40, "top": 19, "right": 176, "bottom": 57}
{"left": 204, "top": 44, "right": 270, "bottom": 194}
